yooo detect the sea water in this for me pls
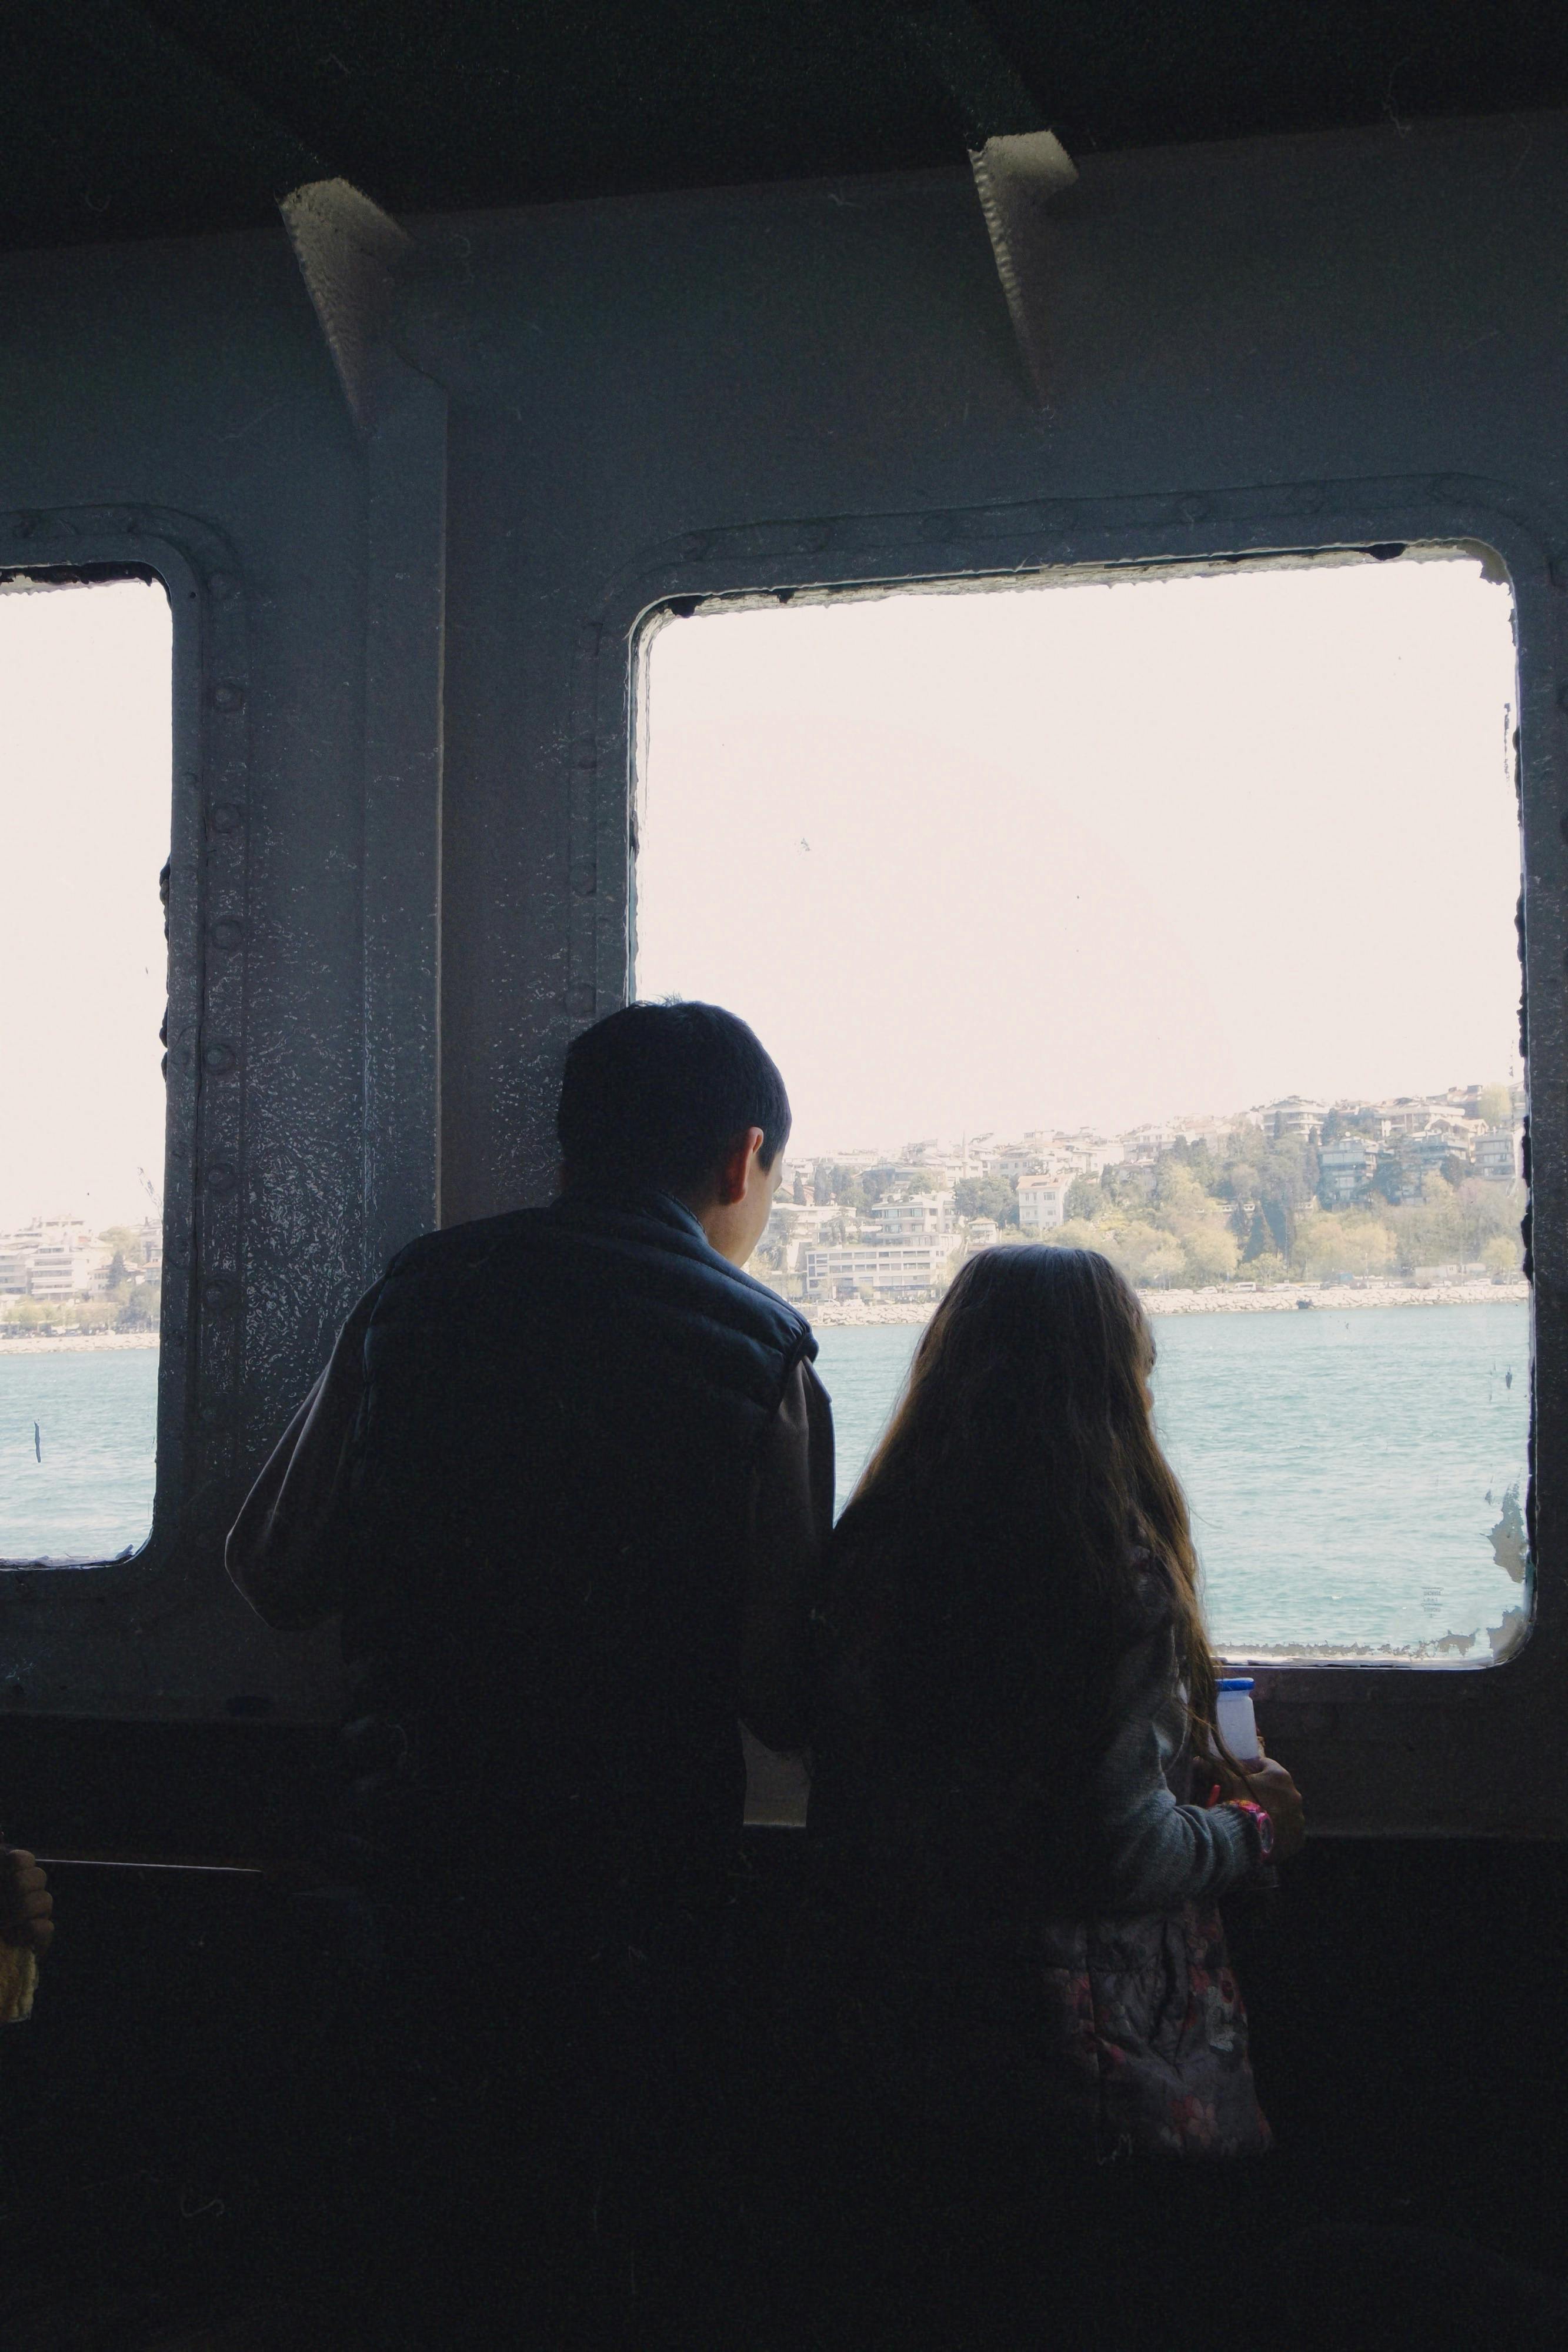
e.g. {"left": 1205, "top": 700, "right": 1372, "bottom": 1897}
{"left": 0, "top": 1349, "right": 160, "bottom": 1563}
{"left": 815, "top": 1303, "right": 1530, "bottom": 1661}
{"left": 0, "top": 1306, "right": 1532, "bottom": 1657}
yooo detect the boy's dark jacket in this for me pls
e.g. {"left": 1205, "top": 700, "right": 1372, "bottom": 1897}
{"left": 333, "top": 1189, "right": 815, "bottom": 1929}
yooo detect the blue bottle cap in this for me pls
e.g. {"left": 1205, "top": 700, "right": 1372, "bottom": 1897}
{"left": 1216, "top": 1676, "right": 1255, "bottom": 1692}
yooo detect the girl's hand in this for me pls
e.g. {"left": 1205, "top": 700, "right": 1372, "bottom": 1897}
{"left": 1207, "top": 1756, "right": 1306, "bottom": 1861}
{"left": 0, "top": 1850, "right": 54, "bottom": 1955}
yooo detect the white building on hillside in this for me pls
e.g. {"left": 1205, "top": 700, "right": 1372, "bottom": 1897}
{"left": 1268, "top": 1097, "right": 1327, "bottom": 1142}
{"left": 869, "top": 1190, "right": 956, "bottom": 1241}
{"left": 1018, "top": 1176, "right": 1070, "bottom": 1230}
{"left": 980, "top": 1146, "right": 1042, "bottom": 1182}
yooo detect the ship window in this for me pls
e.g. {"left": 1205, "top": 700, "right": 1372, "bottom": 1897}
{"left": 0, "top": 575, "right": 171, "bottom": 1565}
{"left": 636, "top": 550, "right": 1527, "bottom": 1666}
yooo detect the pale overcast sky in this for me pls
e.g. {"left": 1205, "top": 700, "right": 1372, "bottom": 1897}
{"left": 636, "top": 556, "right": 1523, "bottom": 1160}
{"left": 0, "top": 556, "right": 1524, "bottom": 1234}
{"left": 0, "top": 579, "right": 171, "bottom": 1232}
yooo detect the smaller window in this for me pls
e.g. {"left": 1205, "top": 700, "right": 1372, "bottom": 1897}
{"left": 0, "top": 576, "right": 171, "bottom": 1564}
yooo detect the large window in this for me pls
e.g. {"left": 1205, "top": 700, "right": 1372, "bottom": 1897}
{"left": 0, "top": 576, "right": 171, "bottom": 1564}
{"left": 635, "top": 551, "right": 1527, "bottom": 1664}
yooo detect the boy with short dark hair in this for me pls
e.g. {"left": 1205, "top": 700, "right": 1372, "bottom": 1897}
{"left": 228, "top": 1001, "right": 830, "bottom": 2333}
{"left": 229, "top": 999, "right": 829, "bottom": 1877}
{"left": 231, "top": 997, "right": 832, "bottom": 2333}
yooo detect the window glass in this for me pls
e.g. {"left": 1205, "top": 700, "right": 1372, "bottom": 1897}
{"left": 0, "top": 577, "right": 171, "bottom": 1563}
{"left": 636, "top": 552, "right": 1527, "bottom": 1663}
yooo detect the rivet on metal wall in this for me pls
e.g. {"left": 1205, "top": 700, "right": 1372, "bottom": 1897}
{"left": 203, "top": 1161, "right": 238, "bottom": 1194}
{"left": 211, "top": 682, "right": 245, "bottom": 712}
{"left": 202, "top": 1278, "right": 239, "bottom": 1313}
{"left": 569, "top": 862, "right": 596, "bottom": 898}
{"left": 201, "top": 1042, "right": 238, "bottom": 1075}
{"left": 208, "top": 918, "right": 245, "bottom": 951}
{"left": 208, "top": 803, "right": 244, "bottom": 835}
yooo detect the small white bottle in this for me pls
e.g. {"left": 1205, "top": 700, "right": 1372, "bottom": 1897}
{"left": 1215, "top": 1676, "right": 1262, "bottom": 1766}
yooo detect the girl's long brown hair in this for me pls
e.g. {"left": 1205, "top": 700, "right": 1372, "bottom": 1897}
{"left": 825, "top": 1246, "right": 1222, "bottom": 1766}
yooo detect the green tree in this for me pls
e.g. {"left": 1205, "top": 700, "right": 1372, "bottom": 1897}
{"left": 1483, "top": 1233, "right": 1522, "bottom": 1276}
{"left": 1182, "top": 1226, "right": 1239, "bottom": 1286}
{"left": 955, "top": 1176, "right": 1019, "bottom": 1226}
{"left": 1476, "top": 1083, "right": 1512, "bottom": 1129}
{"left": 1240, "top": 1207, "right": 1274, "bottom": 1264}
{"left": 903, "top": 1169, "right": 939, "bottom": 1195}
{"left": 1064, "top": 1175, "right": 1100, "bottom": 1222}
{"left": 1043, "top": 1217, "right": 1103, "bottom": 1253}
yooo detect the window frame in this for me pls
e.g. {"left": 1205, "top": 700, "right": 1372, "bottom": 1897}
{"left": 598, "top": 473, "right": 1566, "bottom": 1837}
{"left": 0, "top": 512, "right": 251, "bottom": 1593}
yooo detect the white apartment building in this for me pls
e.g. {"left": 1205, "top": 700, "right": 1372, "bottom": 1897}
{"left": 0, "top": 1223, "right": 112, "bottom": 1300}
{"left": 980, "top": 1147, "right": 1042, "bottom": 1182}
{"left": 869, "top": 1191, "right": 956, "bottom": 1241}
{"left": 1374, "top": 1100, "right": 1432, "bottom": 1136}
{"left": 1017, "top": 1176, "right": 1070, "bottom": 1230}
{"left": 801, "top": 1240, "right": 955, "bottom": 1299}
{"left": 29, "top": 1241, "right": 102, "bottom": 1299}
{"left": 1268, "top": 1097, "right": 1327, "bottom": 1142}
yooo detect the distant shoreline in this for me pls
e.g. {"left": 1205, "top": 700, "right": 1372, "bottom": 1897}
{"left": 0, "top": 1330, "right": 159, "bottom": 1355}
{"left": 805, "top": 1280, "right": 1529, "bottom": 1329}
{"left": 0, "top": 1280, "right": 1532, "bottom": 1349}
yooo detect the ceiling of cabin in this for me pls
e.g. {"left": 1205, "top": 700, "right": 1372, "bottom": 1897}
{"left": 7, "top": 1, "right": 1568, "bottom": 252}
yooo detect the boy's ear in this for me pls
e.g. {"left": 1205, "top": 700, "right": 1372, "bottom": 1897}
{"left": 715, "top": 1127, "right": 765, "bottom": 1206}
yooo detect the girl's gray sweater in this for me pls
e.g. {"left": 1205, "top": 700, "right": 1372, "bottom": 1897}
{"left": 1093, "top": 1620, "right": 1257, "bottom": 1909}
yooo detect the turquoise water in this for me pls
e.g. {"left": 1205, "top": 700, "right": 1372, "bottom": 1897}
{"left": 0, "top": 1349, "right": 159, "bottom": 1563}
{"left": 0, "top": 1311, "right": 1533, "bottom": 1656}
{"left": 815, "top": 1305, "right": 1531, "bottom": 1661}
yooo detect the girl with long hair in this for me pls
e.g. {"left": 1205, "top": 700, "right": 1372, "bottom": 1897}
{"left": 807, "top": 1245, "right": 1303, "bottom": 2179}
